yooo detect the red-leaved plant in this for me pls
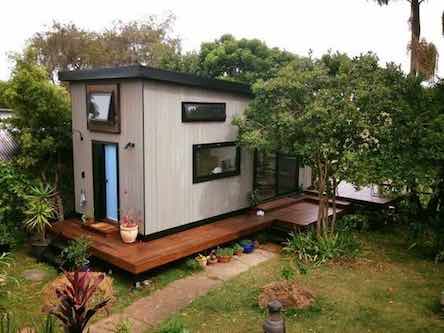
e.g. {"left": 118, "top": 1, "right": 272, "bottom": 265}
{"left": 51, "top": 271, "right": 110, "bottom": 333}
{"left": 120, "top": 214, "right": 138, "bottom": 228}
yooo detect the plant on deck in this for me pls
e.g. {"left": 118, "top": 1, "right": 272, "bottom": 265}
{"left": 51, "top": 271, "right": 110, "bottom": 333}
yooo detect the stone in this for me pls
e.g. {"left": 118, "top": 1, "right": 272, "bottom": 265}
{"left": 22, "top": 269, "right": 46, "bottom": 282}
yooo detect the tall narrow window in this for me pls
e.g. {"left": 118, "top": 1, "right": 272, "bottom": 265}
{"left": 193, "top": 142, "right": 241, "bottom": 183}
{"left": 254, "top": 151, "right": 300, "bottom": 201}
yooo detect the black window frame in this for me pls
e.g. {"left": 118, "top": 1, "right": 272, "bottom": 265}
{"left": 182, "top": 102, "right": 226, "bottom": 122}
{"left": 253, "top": 150, "right": 300, "bottom": 202}
{"left": 192, "top": 141, "right": 241, "bottom": 184}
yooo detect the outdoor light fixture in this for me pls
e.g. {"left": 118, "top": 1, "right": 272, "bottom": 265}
{"left": 125, "top": 142, "right": 135, "bottom": 149}
{"left": 72, "top": 129, "right": 84, "bottom": 141}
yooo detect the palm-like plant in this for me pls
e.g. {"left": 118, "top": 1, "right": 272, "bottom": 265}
{"left": 51, "top": 271, "right": 110, "bottom": 333}
{"left": 23, "top": 183, "right": 56, "bottom": 242}
{"left": 373, "top": 0, "right": 438, "bottom": 79}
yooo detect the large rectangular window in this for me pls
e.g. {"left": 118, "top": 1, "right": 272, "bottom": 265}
{"left": 182, "top": 102, "right": 226, "bottom": 122}
{"left": 193, "top": 142, "right": 241, "bottom": 183}
{"left": 86, "top": 84, "right": 120, "bottom": 133}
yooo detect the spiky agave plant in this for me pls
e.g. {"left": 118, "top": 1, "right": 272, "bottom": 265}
{"left": 51, "top": 271, "right": 110, "bottom": 333}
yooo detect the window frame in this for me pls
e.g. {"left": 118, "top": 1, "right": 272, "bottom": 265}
{"left": 253, "top": 151, "right": 300, "bottom": 202}
{"left": 182, "top": 102, "right": 226, "bottom": 122}
{"left": 86, "top": 84, "right": 121, "bottom": 133}
{"left": 192, "top": 141, "right": 241, "bottom": 184}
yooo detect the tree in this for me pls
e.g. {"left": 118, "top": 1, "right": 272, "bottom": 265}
{"left": 2, "top": 52, "right": 72, "bottom": 220}
{"left": 234, "top": 53, "right": 391, "bottom": 237}
{"left": 373, "top": 0, "right": 438, "bottom": 79}
{"left": 187, "top": 34, "right": 299, "bottom": 85}
{"left": 0, "top": 81, "right": 8, "bottom": 108}
{"left": 27, "top": 14, "right": 180, "bottom": 80}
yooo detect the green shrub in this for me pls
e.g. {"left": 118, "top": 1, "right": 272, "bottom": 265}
{"left": 0, "top": 162, "right": 36, "bottom": 229}
{"left": 59, "top": 237, "right": 91, "bottom": 270}
{"left": 158, "top": 318, "right": 190, "bottom": 333}
{"left": 283, "top": 230, "right": 360, "bottom": 266}
{"left": 216, "top": 247, "right": 234, "bottom": 257}
{"left": 280, "top": 264, "right": 295, "bottom": 280}
{"left": 184, "top": 258, "right": 203, "bottom": 272}
{"left": 239, "top": 239, "right": 253, "bottom": 247}
{"left": 337, "top": 214, "right": 370, "bottom": 231}
{"left": 0, "top": 224, "right": 15, "bottom": 249}
{"left": 232, "top": 243, "right": 243, "bottom": 253}
{"left": 23, "top": 183, "right": 57, "bottom": 242}
{"left": 408, "top": 215, "right": 444, "bottom": 263}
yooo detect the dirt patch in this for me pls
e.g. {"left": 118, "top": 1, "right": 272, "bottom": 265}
{"left": 258, "top": 280, "right": 315, "bottom": 310}
{"left": 41, "top": 272, "right": 114, "bottom": 315}
{"left": 328, "top": 257, "right": 395, "bottom": 272}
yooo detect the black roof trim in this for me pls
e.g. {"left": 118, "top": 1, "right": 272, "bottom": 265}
{"left": 58, "top": 65, "right": 252, "bottom": 96}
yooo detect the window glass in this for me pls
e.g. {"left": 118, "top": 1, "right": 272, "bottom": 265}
{"left": 182, "top": 102, "right": 226, "bottom": 122}
{"left": 89, "top": 93, "right": 112, "bottom": 122}
{"left": 255, "top": 152, "right": 277, "bottom": 200}
{"left": 193, "top": 143, "right": 240, "bottom": 183}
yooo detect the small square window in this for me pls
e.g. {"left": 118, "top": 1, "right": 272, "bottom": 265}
{"left": 193, "top": 142, "right": 241, "bottom": 183}
{"left": 88, "top": 93, "right": 112, "bottom": 122}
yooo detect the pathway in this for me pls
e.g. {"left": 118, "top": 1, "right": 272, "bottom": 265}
{"left": 89, "top": 246, "right": 278, "bottom": 333}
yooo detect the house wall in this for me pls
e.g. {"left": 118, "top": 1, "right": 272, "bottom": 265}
{"left": 143, "top": 81, "right": 253, "bottom": 235}
{"left": 71, "top": 80, "right": 145, "bottom": 234}
{"left": 71, "top": 78, "right": 312, "bottom": 237}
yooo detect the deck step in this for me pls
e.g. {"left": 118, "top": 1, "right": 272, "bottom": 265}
{"left": 303, "top": 191, "right": 351, "bottom": 208}
{"left": 257, "top": 197, "right": 302, "bottom": 212}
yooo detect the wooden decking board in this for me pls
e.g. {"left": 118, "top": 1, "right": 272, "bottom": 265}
{"left": 257, "top": 196, "right": 302, "bottom": 212}
{"left": 52, "top": 196, "right": 344, "bottom": 274}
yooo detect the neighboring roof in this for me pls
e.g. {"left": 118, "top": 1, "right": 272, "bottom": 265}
{"left": 58, "top": 65, "right": 252, "bottom": 96}
{"left": 0, "top": 109, "right": 19, "bottom": 161}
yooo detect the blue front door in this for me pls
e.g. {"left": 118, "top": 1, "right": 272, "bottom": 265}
{"left": 104, "top": 144, "right": 118, "bottom": 221}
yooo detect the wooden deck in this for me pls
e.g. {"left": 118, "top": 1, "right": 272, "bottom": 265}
{"left": 52, "top": 196, "right": 345, "bottom": 275}
{"left": 336, "top": 182, "right": 399, "bottom": 207}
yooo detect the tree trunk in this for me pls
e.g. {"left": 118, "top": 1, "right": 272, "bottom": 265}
{"left": 427, "top": 163, "right": 444, "bottom": 217}
{"left": 410, "top": 0, "right": 421, "bottom": 76}
{"left": 330, "top": 177, "right": 338, "bottom": 234}
{"left": 316, "top": 161, "right": 324, "bottom": 238}
{"left": 54, "top": 153, "right": 65, "bottom": 222}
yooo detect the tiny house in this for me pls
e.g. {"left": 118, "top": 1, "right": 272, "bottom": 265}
{"left": 59, "top": 65, "right": 311, "bottom": 238}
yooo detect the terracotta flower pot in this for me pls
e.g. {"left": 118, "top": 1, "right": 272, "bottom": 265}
{"left": 217, "top": 255, "right": 232, "bottom": 263}
{"left": 120, "top": 224, "right": 138, "bottom": 243}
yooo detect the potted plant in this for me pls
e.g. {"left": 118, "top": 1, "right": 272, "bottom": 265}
{"left": 207, "top": 250, "right": 218, "bottom": 265}
{"left": 59, "top": 237, "right": 91, "bottom": 271}
{"left": 233, "top": 243, "right": 243, "bottom": 256}
{"left": 23, "top": 183, "right": 57, "bottom": 258}
{"left": 195, "top": 254, "right": 207, "bottom": 268}
{"left": 216, "top": 247, "right": 234, "bottom": 263}
{"left": 248, "top": 190, "right": 264, "bottom": 216}
{"left": 239, "top": 239, "right": 255, "bottom": 254}
{"left": 120, "top": 214, "right": 139, "bottom": 243}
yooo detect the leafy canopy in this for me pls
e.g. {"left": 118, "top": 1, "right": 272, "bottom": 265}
{"left": 2, "top": 52, "right": 71, "bottom": 174}
{"left": 169, "top": 34, "right": 299, "bottom": 85}
{"left": 234, "top": 52, "right": 398, "bottom": 235}
{"left": 27, "top": 15, "right": 180, "bottom": 79}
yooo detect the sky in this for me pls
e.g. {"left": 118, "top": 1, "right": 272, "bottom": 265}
{"left": 0, "top": 0, "right": 443, "bottom": 80}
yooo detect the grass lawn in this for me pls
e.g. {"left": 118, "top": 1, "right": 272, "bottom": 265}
{"left": 0, "top": 246, "right": 198, "bottom": 327}
{"left": 152, "top": 229, "right": 444, "bottom": 333}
